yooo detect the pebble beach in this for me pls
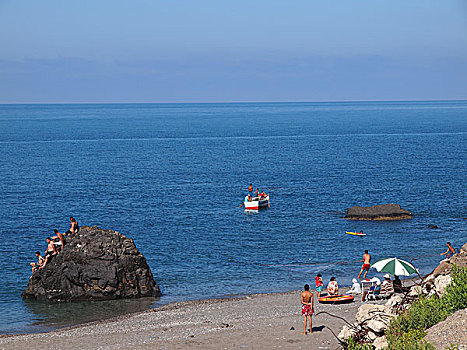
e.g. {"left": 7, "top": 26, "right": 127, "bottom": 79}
{"left": 1, "top": 288, "right": 377, "bottom": 350}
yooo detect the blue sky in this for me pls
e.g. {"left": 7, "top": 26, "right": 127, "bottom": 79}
{"left": 1, "top": 0, "right": 466, "bottom": 103}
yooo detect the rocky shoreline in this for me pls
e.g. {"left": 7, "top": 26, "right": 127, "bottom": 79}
{"left": 2, "top": 243, "right": 465, "bottom": 349}
{"left": 337, "top": 242, "right": 467, "bottom": 349}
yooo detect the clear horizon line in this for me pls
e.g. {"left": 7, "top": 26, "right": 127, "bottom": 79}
{"left": 1, "top": 98, "right": 467, "bottom": 106}
{"left": 1, "top": 131, "right": 466, "bottom": 145}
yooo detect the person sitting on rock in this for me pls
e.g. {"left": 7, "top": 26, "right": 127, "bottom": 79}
{"left": 380, "top": 274, "right": 394, "bottom": 298}
{"left": 30, "top": 251, "right": 45, "bottom": 275}
{"left": 346, "top": 278, "right": 362, "bottom": 295}
{"left": 40, "top": 237, "right": 58, "bottom": 269}
{"left": 65, "top": 217, "right": 80, "bottom": 235}
{"left": 327, "top": 277, "right": 339, "bottom": 295}
{"left": 51, "top": 229, "right": 66, "bottom": 251}
{"left": 440, "top": 242, "right": 456, "bottom": 259}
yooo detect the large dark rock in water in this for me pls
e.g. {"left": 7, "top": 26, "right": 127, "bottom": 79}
{"left": 22, "top": 226, "right": 161, "bottom": 301}
{"left": 344, "top": 203, "right": 413, "bottom": 221}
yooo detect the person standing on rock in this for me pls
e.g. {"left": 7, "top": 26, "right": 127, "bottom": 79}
{"left": 300, "top": 284, "right": 314, "bottom": 335}
{"left": 358, "top": 250, "right": 371, "bottom": 279}
{"left": 440, "top": 242, "right": 456, "bottom": 259}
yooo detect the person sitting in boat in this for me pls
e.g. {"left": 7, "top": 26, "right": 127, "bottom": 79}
{"left": 327, "top": 277, "right": 339, "bottom": 295}
{"left": 245, "top": 194, "right": 252, "bottom": 202}
{"left": 346, "top": 278, "right": 362, "bottom": 295}
{"left": 260, "top": 191, "right": 267, "bottom": 199}
{"left": 255, "top": 188, "right": 260, "bottom": 197}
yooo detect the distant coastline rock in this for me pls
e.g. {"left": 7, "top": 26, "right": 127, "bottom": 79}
{"left": 22, "top": 226, "right": 161, "bottom": 301}
{"left": 344, "top": 204, "right": 413, "bottom": 221}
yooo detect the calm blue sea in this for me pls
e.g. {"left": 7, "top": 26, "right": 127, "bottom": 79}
{"left": 0, "top": 101, "right": 466, "bottom": 334}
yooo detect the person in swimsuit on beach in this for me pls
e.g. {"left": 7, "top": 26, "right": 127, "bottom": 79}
{"left": 358, "top": 250, "right": 371, "bottom": 279}
{"left": 327, "top": 277, "right": 339, "bottom": 295}
{"left": 300, "top": 284, "right": 314, "bottom": 335}
{"left": 40, "top": 237, "right": 58, "bottom": 269}
{"left": 440, "top": 242, "right": 456, "bottom": 259}
{"left": 315, "top": 273, "right": 323, "bottom": 298}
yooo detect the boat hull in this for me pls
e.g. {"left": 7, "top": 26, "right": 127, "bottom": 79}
{"left": 346, "top": 231, "right": 366, "bottom": 236}
{"left": 244, "top": 195, "right": 269, "bottom": 211}
{"left": 318, "top": 294, "right": 354, "bottom": 304}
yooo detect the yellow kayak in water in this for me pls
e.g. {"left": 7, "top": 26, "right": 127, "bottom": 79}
{"left": 346, "top": 231, "right": 366, "bottom": 236}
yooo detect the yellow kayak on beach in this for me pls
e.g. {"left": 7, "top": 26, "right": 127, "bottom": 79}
{"left": 346, "top": 231, "right": 366, "bottom": 236}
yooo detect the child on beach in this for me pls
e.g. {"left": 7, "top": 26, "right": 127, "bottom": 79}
{"left": 300, "top": 284, "right": 314, "bottom": 335}
{"left": 315, "top": 273, "right": 323, "bottom": 298}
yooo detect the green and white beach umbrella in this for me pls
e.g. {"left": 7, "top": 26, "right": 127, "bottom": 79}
{"left": 370, "top": 257, "right": 418, "bottom": 276}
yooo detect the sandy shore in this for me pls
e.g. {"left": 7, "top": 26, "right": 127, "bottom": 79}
{"left": 0, "top": 288, "right": 386, "bottom": 350}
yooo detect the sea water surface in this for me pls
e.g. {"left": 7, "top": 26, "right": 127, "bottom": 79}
{"left": 0, "top": 101, "right": 466, "bottom": 334}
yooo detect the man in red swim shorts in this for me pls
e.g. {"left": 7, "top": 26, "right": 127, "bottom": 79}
{"left": 358, "top": 250, "right": 371, "bottom": 279}
{"left": 300, "top": 284, "right": 314, "bottom": 335}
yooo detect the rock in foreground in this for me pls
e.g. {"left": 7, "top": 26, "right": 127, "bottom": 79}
{"left": 344, "top": 203, "right": 413, "bottom": 221}
{"left": 22, "top": 226, "right": 161, "bottom": 301}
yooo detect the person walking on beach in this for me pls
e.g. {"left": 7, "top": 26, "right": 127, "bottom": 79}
{"left": 440, "top": 242, "right": 456, "bottom": 259}
{"left": 358, "top": 250, "right": 371, "bottom": 279}
{"left": 300, "top": 284, "right": 314, "bottom": 335}
{"left": 315, "top": 273, "right": 323, "bottom": 298}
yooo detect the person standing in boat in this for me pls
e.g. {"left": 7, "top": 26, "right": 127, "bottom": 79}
{"left": 248, "top": 184, "right": 253, "bottom": 194}
{"left": 254, "top": 188, "right": 260, "bottom": 197}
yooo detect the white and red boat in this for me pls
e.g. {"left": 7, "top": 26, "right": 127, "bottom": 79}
{"left": 244, "top": 195, "right": 270, "bottom": 211}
